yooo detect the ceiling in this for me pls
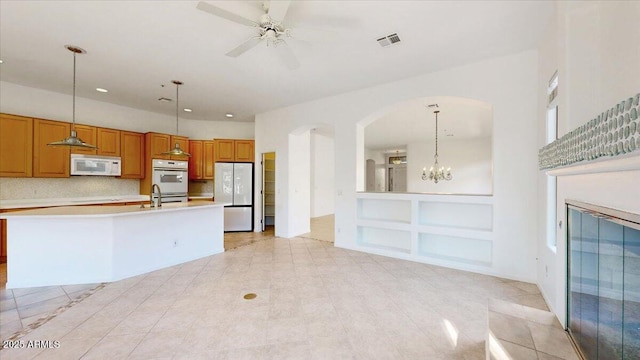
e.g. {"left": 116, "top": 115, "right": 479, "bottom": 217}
{"left": 365, "top": 96, "right": 493, "bottom": 151}
{"left": 0, "top": 1, "right": 553, "bottom": 123}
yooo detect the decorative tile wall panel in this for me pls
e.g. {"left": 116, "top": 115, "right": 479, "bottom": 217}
{"left": 539, "top": 93, "right": 640, "bottom": 170}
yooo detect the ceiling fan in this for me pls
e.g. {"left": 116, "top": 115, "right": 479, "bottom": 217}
{"left": 197, "top": 0, "right": 305, "bottom": 69}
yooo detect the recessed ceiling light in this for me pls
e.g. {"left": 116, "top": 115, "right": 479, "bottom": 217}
{"left": 225, "top": 113, "right": 234, "bottom": 118}
{"left": 183, "top": 108, "right": 192, "bottom": 112}
{"left": 96, "top": 87, "right": 108, "bottom": 93}
{"left": 0, "top": 59, "right": 3, "bottom": 64}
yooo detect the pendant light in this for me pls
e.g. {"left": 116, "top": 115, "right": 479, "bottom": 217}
{"left": 48, "top": 45, "right": 97, "bottom": 149}
{"left": 421, "top": 110, "right": 452, "bottom": 183}
{"left": 391, "top": 150, "right": 403, "bottom": 165}
{"left": 161, "top": 80, "right": 191, "bottom": 157}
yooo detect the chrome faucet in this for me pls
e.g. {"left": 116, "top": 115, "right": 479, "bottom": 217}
{"left": 150, "top": 183, "right": 162, "bottom": 208}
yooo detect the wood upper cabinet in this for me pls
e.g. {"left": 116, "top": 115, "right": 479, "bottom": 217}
{"left": 33, "top": 119, "right": 70, "bottom": 178}
{"left": 234, "top": 140, "right": 254, "bottom": 162}
{"left": 203, "top": 140, "right": 215, "bottom": 178}
{"left": 189, "top": 141, "right": 203, "bottom": 179}
{"left": 70, "top": 124, "right": 97, "bottom": 155}
{"left": 120, "top": 131, "right": 144, "bottom": 179}
{"left": 97, "top": 127, "right": 121, "bottom": 157}
{"left": 214, "top": 139, "right": 254, "bottom": 162}
{"left": 0, "top": 114, "right": 33, "bottom": 177}
{"left": 189, "top": 140, "right": 214, "bottom": 180}
{"left": 170, "top": 136, "right": 189, "bottom": 160}
{"left": 145, "top": 133, "right": 189, "bottom": 160}
{"left": 214, "top": 139, "right": 235, "bottom": 162}
{"left": 146, "top": 132, "right": 171, "bottom": 160}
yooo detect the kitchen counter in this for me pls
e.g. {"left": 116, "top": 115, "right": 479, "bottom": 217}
{"left": 1, "top": 202, "right": 225, "bottom": 289}
{"left": 0, "top": 195, "right": 149, "bottom": 210}
{"left": 188, "top": 193, "right": 214, "bottom": 201}
{"left": 1, "top": 201, "right": 225, "bottom": 218}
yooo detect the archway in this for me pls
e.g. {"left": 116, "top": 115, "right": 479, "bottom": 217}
{"left": 289, "top": 123, "right": 336, "bottom": 242}
{"left": 357, "top": 96, "right": 494, "bottom": 195}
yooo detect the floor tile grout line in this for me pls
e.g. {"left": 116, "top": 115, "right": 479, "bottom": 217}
{"left": 2, "top": 282, "right": 107, "bottom": 343}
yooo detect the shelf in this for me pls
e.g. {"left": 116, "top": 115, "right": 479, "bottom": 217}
{"left": 265, "top": 202, "right": 274, "bottom": 206}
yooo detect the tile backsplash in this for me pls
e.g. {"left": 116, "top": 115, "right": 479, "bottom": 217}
{"left": 0, "top": 177, "right": 139, "bottom": 200}
{"left": 188, "top": 180, "right": 213, "bottom": 196}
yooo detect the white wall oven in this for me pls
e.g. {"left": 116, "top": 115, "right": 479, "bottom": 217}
{"left": 151, "top": 159, "right": 188, "bottom": 203}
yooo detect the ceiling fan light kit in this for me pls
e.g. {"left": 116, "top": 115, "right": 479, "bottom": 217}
{"left": 196, "top": 0, "right": 303, "bottom": 69}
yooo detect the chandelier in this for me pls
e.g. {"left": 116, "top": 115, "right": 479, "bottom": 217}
{"left": 391, "top": 150, "right": 403, "bottom": 165}
{"left": 422, "top": 110, "right": 452, "bottom": 183}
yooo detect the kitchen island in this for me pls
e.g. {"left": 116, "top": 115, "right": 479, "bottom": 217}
{"left": 0, "top": 201, "right": 225, "bottom": 289}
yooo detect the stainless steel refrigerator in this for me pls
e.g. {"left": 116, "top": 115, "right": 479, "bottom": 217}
{"left": 214, "top": 162, "right": 253, "bottom": 232}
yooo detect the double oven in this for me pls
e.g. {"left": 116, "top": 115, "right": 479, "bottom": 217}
{"left": 151, "top": 159, "right": 188, "bottom": 203}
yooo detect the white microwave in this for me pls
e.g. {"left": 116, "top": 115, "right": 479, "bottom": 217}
{"left": 71, "top": 154, "right": 121, "bottom": 176}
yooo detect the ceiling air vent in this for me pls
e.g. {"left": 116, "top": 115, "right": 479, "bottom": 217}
{"left": 158, "top": 97, "right": 172, "bottom": 102}
{"left": 377, "top": 33, "right": 401, "bottom": 47}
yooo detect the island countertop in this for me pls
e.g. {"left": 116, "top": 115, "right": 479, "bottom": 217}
{"left": 0, "top": 195, "right": 150, "bottom": 210}
{"left": 3, "top": 200, "right": 227, "bottom": 289}
{"left": 0, "top": 201, "right": 230, "bottom": 218}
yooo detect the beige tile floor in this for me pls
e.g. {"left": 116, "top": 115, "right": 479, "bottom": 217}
{"left": 301, "top": 215, "right": 335, "bottom": 243}
{"left": 0, "top": 229, "right": 278, "bottom": 342}
{"left": 0, "top": 235, "right": 557, "bottom": 360}
{"left": 487, "top": 299, "right": 578, "bottom": 360}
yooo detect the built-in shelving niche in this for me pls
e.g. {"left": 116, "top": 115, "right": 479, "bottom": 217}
{"left": 357, "top": 198, "right": 411, "bottom": 224}
{"left": 357, "top": 226, "right": 411, "bottom": 254}
{"left": 419, "top": 201, "right": 493, "bottom": 231}
{"left": 417, "top": 233, "right": 492, "bottom": 266}
{"left": 355, "top": 193, "right": 495, "bottom": 270}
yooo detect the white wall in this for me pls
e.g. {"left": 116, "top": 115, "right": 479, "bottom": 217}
{"left": 0, "top": 81, "right": 254, "bottom": 200}
{"left": 407, "top": 137, "right": 492, "bottom": 194}
{"left": 1, "top": 81, "right": 255, "bottom": 139}
{"left": 536, "top": 1, "right": 640, "bottom": 326}
{"left": 310, "top": 132, "right": 335, "bottom": 217}
{"left": 288, "top": 131, "right": 311, "bottom": 236}
{"left": 255, "top": 49, "right": 540, "bottom": 282}
{"left": 364, "top": 148, "right": 386, "bottom": 192}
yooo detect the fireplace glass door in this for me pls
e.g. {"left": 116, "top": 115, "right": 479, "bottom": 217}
{"left": 567, "top": 201, "right": 640, "bottom": 359}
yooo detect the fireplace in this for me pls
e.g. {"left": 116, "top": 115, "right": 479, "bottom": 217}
{"left": 566, "top": 200, "right": 640, "bottom": 359}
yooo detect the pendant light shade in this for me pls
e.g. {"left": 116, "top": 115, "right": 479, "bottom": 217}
{"left": 161, "top": 80, "right": 191, "bottom": 157}
{"left": 48, "top": 45, "right": 97, "bottom": 149}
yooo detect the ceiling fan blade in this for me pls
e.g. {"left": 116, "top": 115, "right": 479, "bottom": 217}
{"left": 225, "top": 37, "right": 263, "bottom": 57}
{"left": 275, "top": 40, "right": 300, "bottom": 70}
{"left": 267, "top": 0, "right": 291, "bottom": 22}
{"left": 196, "top": 1, "right": 258, "bottom": 27}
